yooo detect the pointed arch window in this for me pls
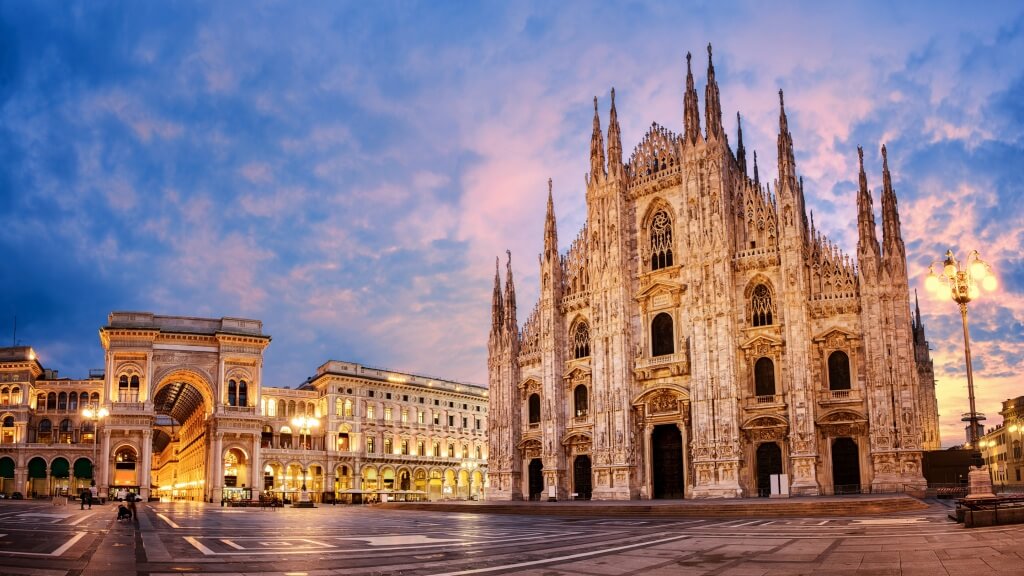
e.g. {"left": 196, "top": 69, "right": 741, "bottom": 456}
{"left": 751, "top": 284, "right": 774, "bottom": 327}
{"left": 828, "top": 351, "right": 851, "bottom": 391}
{"left": 650, "top": 209, "right": 674, "bottom": 270}
{"left": 573, "top": 321, "right": 591, "bottom": 359}
{"left": 651, "top": 313, "right": 674, "bottom": 356}
{"left": 754, "top": 357, "right": 776, "bottom": 396}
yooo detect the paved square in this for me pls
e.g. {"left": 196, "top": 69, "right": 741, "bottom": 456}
{"left": 0, "top": 499, "right": 1022, "bottom": 575}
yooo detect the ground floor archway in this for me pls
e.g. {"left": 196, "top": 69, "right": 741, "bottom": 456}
{"left": 755, "top": 442, "right": 783, "bottom": 497}
{"left": 652, "top": 424, "right": 684, "bottom": 499}
{"left": 528, "top": 458, "right": 543, "bottom": 501}
{"left": 831, "top": 437, "right": 860, "bottom": 494}
{"left": 573, "top": 455, "right": 592, "bottom": 500}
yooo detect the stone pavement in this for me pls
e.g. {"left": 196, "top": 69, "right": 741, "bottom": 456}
{"left": 0, "top": 497, "right": 1021, "bottom": 575}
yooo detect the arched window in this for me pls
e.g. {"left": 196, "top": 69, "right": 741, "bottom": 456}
{"left": 0, "top": 387, "right": 8, "bottom": 405}
{"left": 573, "top": 322, "right": 590, "bottom": 359}
{"left": 528, "top": 393, "right": 541, "bottom": 424}
{"left": 38, "top": 419, "right": 53, "bottom": 443}
{"left": 79, "top": 392, "right": 89, "bottom": 407}
{"left": 68, "top": 391, "right": 78, "bottom": 411}
{"left": 828, "top": 351, "right": 851, "bottom": 391}
{"left": 228, "top": 380, "right": 237, "bottom": 406}
{"left": 11, "top": 386, "right": 19, "bottom": 405}
{"left": 59, "top": 419, "right": 73, "bottom": 443}
{"left": 278, "top": 399, "right": 285, "bottom": 417}
{"left": 574, "top": 385, "right": 588, "bottom": 417}
{"left": 47, "top": 392, "right": 57, "bottom": 410}
{"left": 650, "top": 209, "right": 674, "bottom": 271}
{"left": 448, "top": 443, "right": 455, "bottom": 458}
{"left": 118, "top": 375, "right": 129, "bottom": 402}
{"left": 0, "top": 415, "right": 12, "bottom": 443}
{"left": 90, "top": 392, "right": 99, "bottom": 404}
{"left": 239, "top": 381, "right": 248, "bottom": 407}
{"left": 751, "top": 284, "right": 774, "bottom": 327}
{"left": 754, "top": 357, "right": 776, "bottom": 396}
{"left": 129, "top": 375, "right": 140, "bottom": 401}
{"left": 58, "top": 392, "right": 68, "bottom": 411}
{"left": 651, "top": 313, "right": 674, "bottom": 356}
{"left": 36, "top": 393, "right": 45, "bottom": 410}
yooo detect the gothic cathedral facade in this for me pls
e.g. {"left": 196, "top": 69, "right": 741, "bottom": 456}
{"left": 487, "top": 46, "right": 941, "bottom": 500}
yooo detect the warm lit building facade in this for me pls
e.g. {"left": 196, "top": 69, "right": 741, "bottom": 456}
{"left": 0, "top": 312, "right": 487, "bottom": 502}
{"left": 487, "top": 46, "right": 940, "bottom": 501}
{"left": 978, "top": 396, "right": 1024, "bottom": 488}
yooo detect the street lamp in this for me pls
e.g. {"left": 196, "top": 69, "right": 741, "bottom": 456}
{"left": 81, "top": 404, "right": 109, "bottom": 488}
{"left": 926, "top": 249, "right": 997, "bottom": 446}
{"left": 290, "top": 416, "right": 319, "bottom": 497}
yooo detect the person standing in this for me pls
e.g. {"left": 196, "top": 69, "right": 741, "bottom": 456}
{"left": 90, "top": 483, "right": 98, "bottom": 506}
{"left": 80, "top": 488, "right": 90, "bottom": 510}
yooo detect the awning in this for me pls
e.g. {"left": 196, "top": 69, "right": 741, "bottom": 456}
{"left": 28, "top": 458, "right": 47, "bottom": 478}
{"left": 50, "top": 458, "right": 70, "bottom": 478}
{"left": 0, "top": 457, "right": 14, "bottom": 478}
{"left": 74, "top": 458, "right": 93, "bottom": 479}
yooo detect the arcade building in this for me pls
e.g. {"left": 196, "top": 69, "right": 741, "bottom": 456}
{"left": 0, "top": 312, "right": 488, "bottom": 502}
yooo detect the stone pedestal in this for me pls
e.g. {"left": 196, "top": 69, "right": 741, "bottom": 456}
{"left": 966, "top": 465, "right": 996, "bottom": 499}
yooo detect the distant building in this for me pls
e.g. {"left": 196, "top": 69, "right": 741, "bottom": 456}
{"left": 487, "top": 45, "right": 941, "bottom": 500}
{"left": 0, "top": 312, "right": 487, "bottom": 502}
{"left": 978, "top": 396, "right": 1024, "bottom": 488}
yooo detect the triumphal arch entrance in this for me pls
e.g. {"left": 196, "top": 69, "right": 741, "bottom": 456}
{"left": 97, "top": 312, "right": 268, "bottom": 502}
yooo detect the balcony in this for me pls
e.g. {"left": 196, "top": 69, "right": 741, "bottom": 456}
{"left": 223, "top": 405, "right": 257, "bottom": 415}
{"left": 111, "top": 402, "right": 145, "bottom": 413}
{"left": 817, "top": 389, "right": 862, "bottom": 404}
{"left": 634, "top": 352, "right": 689, "bottom": 379}
{"left": 743, "top": 394, "right": 786, "bottom": 410}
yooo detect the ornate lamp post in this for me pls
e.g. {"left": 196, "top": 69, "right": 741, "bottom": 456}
{"left": 926, "top": 249, "right": 997, "bottom": 446}
{"left": 290, "top": 416, "right": 319, "bottom": 500}
{"left": 81, "top": 405, "right": 109, "bottom": 488}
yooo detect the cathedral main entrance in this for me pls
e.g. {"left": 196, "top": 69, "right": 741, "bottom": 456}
{"left": 528, "top": 459, "right": 543, "bottom": 501}
{"left": 831, "top": 437, "right": 860, "bottom": 494}
{"left": 755, "top": 442, "right": 783, "bottom": 497}
{"left": 573, "top": 455, "right": 592, "bottom": 500}
{"left": 652, "top": 424, "right": 684, "bottom": 499}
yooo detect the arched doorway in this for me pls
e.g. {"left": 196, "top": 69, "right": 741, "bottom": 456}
{"left": 28, "top": 456, "right": 47, "bottom": 497}
{"left": 755, "top": 443, "right": 783, "bottom": 497}
{"left": 113, "top": 446, "right": 138, "bottom": 496}
{"left": 73, "top": 457, "right": 93, "bottom": 491}
{"left": 151, "top": 375, "right": 213, "bottom": 502}
{"left": 652, "top": 424, "right": 684, "bottom": 499}
{"left": 428, "top": 469, "right": 442, "bottom": 501}
{"left": 0, "top": 456, "right": 15, "bottom": 495}
{"left": 222, "top": 448, "right": 249, "bottom": 501}
{"left": 573, "top": 455, "right": 592, "bottom": 500}
{"left": 49, "top": 457, "right": 70, "bottom": 496}
{"left": 831, "top": 437, "right": 860, "bottom": 494}
{"left": 528, "top": 458, "right": 543, "bottom": 501}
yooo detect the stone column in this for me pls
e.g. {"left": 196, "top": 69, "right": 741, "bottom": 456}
{"left": 252, "top": 433, "right": 262, "bottom": 494}
{"left": 642, "top": 423, "right": 653, "bottom": 499}
{"left": 100, "top": 428, "right": 111, "bottom": 498}
{"left": 212, "top": 431, "right": 223, "bottom": 501}
{"left": 140, "top": 428, "right": 153, "bottom": 501}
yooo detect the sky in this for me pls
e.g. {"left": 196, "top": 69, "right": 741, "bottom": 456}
{"left": 1, "top": 1, "right": 1022, "bottom": 447}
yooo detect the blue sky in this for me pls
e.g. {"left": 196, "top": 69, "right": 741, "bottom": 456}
{"left": 1, "top": 1, "right": 1022, "bottom": 445}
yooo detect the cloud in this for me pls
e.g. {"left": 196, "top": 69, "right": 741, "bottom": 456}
{"left": 1, "top": 1, "right": 1023, "bottom": 438}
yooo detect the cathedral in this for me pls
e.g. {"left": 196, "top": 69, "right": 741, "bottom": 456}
{"left": 486, "top": 46, "right": 941, "bottom": 500}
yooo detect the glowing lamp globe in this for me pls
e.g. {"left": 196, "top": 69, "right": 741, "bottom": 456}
{"left": 970, "top": 260, "right": 988, "bottom": 280}
{"left": 968, "top": 284, "right": 980, "bottom": 300}
{"left": 982, "top": 275, "right": 997, "bottom": 291}
{"left": 925, "top": 274, "right": 941, "bottom": 293}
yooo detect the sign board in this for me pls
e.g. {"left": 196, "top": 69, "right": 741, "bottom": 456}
{"left": 770, "top": 474, "right": 790, "bottom": 498}
{"left": 547, "top": 485, "right": 556, "bottom": 501}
